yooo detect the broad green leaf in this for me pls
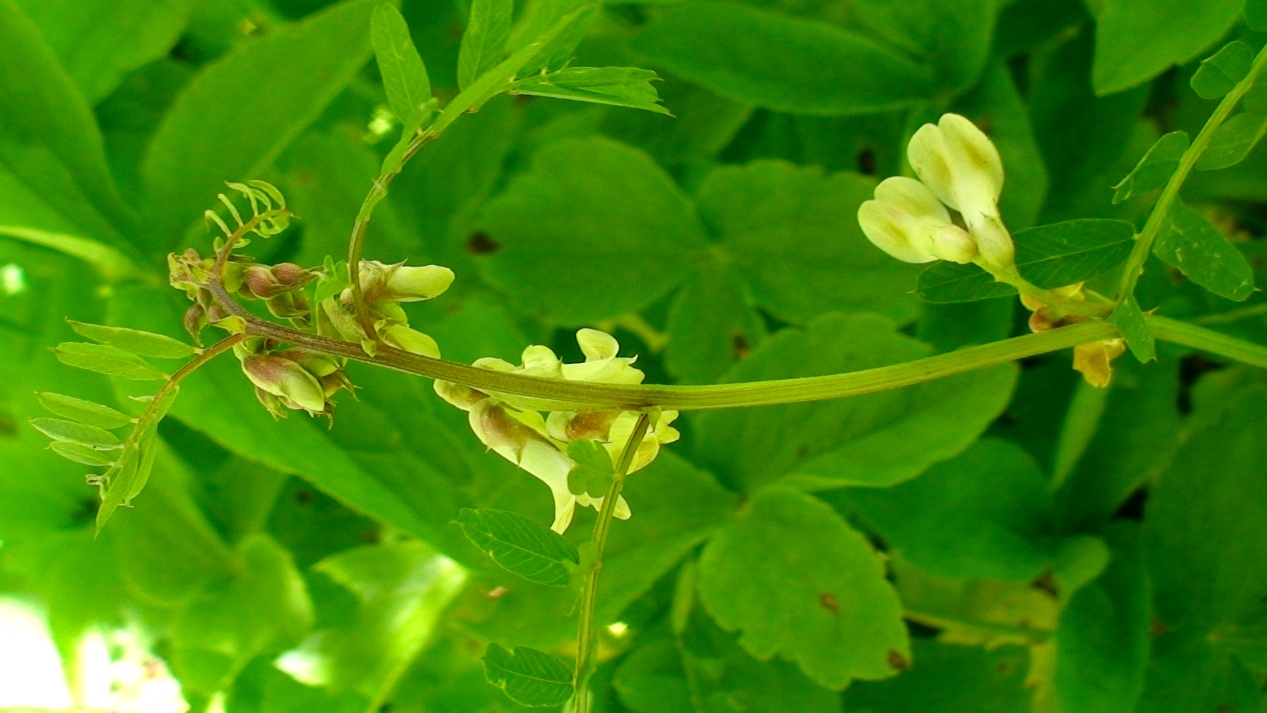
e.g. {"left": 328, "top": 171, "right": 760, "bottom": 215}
{"left": 696, "top": 160, "right": 919, "bottom": 323}
{"left": 694, "top": 314, "right": 1016, "bottom": 492}
{"left": 1194, "top": 111, "right": 1267, "bottom": 171}
{"left": 482, "top": 643, "right": 574, "bottom": 707}
{"left": 457, "top": 0, "right": 512, "bottom": 90}
{"left": 836, "top": 439, "right": 1056, "bottom": 581}
{"left": 1013, "top": 219, "right": 1136, "bottom": 288}
{"left": 371, "top": 2, "right": 432, "bottom": 124}
{"left": 916, "top": 262, "right": 1017, "bottom": 303}
{"left": 1248, "top": 0, "right": 1267, "bottom": 31}
{"left": 1137, "top": 380, "right": 1267, "bottom": 712}
{"left": 508, "top": 0, "right": 598, "bottom": 76}
{"left": 630, "top": 2, "right": 932, "bottom": 115}
{"left": 512, "top": 67, "right": 670, "bottom": 115}
{"left": 1190, "top": 41, "right": 1255, "bottom": 100}
{"left": 0, "top": 0, "right": 135, "bottom": 243}
{"left": 1153, "top": 200, "right": 1255, "bottom": 301}
{"left": 69, "top": 320, "right": 195, "bottom": 358}
{"left": 13, "top": 0, "right": 191, "bottom": 103}
{"left": 1108, "top": 294, "right": 1155, "bottom": 362}
{"left": 457, "top": 508, "right": 579, "bottom": 587}
{"left": 916, "top": 298, "right": 1016, "bottom": 353}
{"left": 479, "top": 136, "right": 707, "bottom": 323}
{"left": 36, "top": 392, "right": 132, "bottom": 428}
{"left": 852, "top": 0, "right": 993, "bottom": 93}
{"left": 1112, "top": 131, "right": 1189, "bottom": 204}
{"left": 143, "top": 0, "right": 375, "bottom": 249}
{"left": 1053, "top": 524, "right": 1150, "bottom": 713}
{"left": 602, "top": 75, "right": 753, "bottom": 170}
{"left": 664, "top": 261, "right": 766, "bottom": 384}
{"left": 844, "top": 641, "right": 1031, "bottom": 713}
{"left": 565, "top": 439, "right": 613, "bottom": 498}
{"left": 171, "top": 533, "right": 313, "bottom": 695}
{"left": 278, "top": 542, "right": 467, "bottom": 700}
{"left": 49, "top": 440, "right": 116, "bottom": 466}
{"left": 698, "top": 485, "right": 907, "bottom": 689}
{"left": 1092, "top": 0, "right": 1243, "bottom": 95}
{"left": 29, "top": 417, "right": 121, "bottom": 450}
{"left": 52, "top": 342, "right": 166, "bottom": 380}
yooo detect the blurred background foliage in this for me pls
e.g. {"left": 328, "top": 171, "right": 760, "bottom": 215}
{"left": 1, "top": 0, "right": 1266, "bottom": 711}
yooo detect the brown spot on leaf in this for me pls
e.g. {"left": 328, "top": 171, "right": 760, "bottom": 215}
{"left": 888, "top": 650, "right": 909, "bottom": 671}
{"left": 295, "top": 489, "right": 313, "bottom": 505}
{"left": 1149, "top": 616, "right": 1169, "bottom": 637}
{"left": 360, "top": 530, "right": 381, "bottom": 544}
{"left": 467, "top": 232, "right": 500, "bottom": 255}
{"left": 732, "top": 332, "right": 750, "bottom": 359}
{"left": 857, "top": 147, "right": 877, "bottom": 175}
{"left": 996, "top": 660, "right": 1013, "bottom": 675}
{"left": 819, "top": 592, "right": 839, "bottom": 614}
{"left": 1032, "top": 572, "right": 1059, "bottom": 596}
{"left": 1216, "top": 704, "right": 1233, "bottom": 713}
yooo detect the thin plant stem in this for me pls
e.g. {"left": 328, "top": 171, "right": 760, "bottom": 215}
{"left": 573, "top": 412, "right": 652, "bottom": 713}
{"left": 1114, "top": 42, "right": 1267, "bottom": 305}
{"left": 1151, "top": 315, "right": 1267, "bottom": 368}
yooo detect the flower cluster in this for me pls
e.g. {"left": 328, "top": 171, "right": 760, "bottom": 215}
{"left": 317, "top": 260, "right": 453, "bottom": 359}
{"left": 169, "top": 250, "right": 320, "bottom": 338}
{"left": 858, "top": 113, "right": 1013, "bottom": 272}
{"left": 435, "top": 329, "right": 680, "bottom": 533}
{"left": 234, "top": 338, "right": 354, "bottom": 418}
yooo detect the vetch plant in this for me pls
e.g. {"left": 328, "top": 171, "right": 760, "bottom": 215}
{"left": 5, "top": 0, "right": 1267, "bottom": 711}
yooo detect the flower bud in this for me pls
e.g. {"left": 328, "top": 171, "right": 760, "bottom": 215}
{"left": 386, "top": 264, "right": 455, "bottom": 302}
{"left": 858, "top": 177, "right": 973, "bottom": 264}
{"left": 183, "top": 304, "right": 207, "bottom": 346}
{"left": 253, "top": 386, "right": 289, "bottom": 420}
{"left": 1073, "top": 339, "right": 1127, "bottom": 388}
{"left": 907, "top": 113, "right": 1004, "bottom": 219}
{"left": 434, "top": 380, "right": 488, "bottom": 410}
{"left": 379, "top": 324, "right": 440, "bottom": 358}
{"left": 240, "top": 355, "right": 327, "bottom": 415}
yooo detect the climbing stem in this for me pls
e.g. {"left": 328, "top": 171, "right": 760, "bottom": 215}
{"left": 1114, "top": 41, "right": 1267, "bottom": 305}
{"left": 1151, "top": 315, "right": 1267, "bottom": 369}
{"left": 573, "top": 412, "right": 652, "bottom": 713}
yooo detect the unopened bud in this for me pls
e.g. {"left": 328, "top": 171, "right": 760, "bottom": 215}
{"left": 546, "top": 410, "right": 620, "bottom": 442}
{"left": 183, "top": 304, "right": 207, "bottom": 346}
{"left": 858, "top": 177, "right": 960, "bottom": 264}
{"left": 930, "top": 225, "right": 977, "bottom": 264}
{"left": 271, "top": 263, "right": 311, "bottom": 287}
{"left": 379, "top": 324, "right": 440, "bottom": 358}
{"left": 385, "top": 265, "right": 455, "bottom": 302}
{"left": 240, "top": 355, "right": 327, "bottom": 415}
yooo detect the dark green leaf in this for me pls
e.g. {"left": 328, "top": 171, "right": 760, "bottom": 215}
{"left": 1247, "top": 0, "right": 1267, "bottom": 31}
{"left": 30, "top": 417, "right": 121, "bottom": 450}
{"left": 49, "top": 441, "right": 117, "bottom": 466}
{"left": 53, "top": 342, "right": 167, "bottom": 380}
{"left": 1014, "top": 219, "right": 1136, "bottom": 288}
{"left": 1092, "top": 0, "right": 1244, "bottom": 95}
{"left": 1190, "top": 41, "right": 1255, "bottom": 100}
{"left": 698, "top": 485, "right": 908, "bottom": 689}
{"left": 142, "top": 0, "right": 375, "bottom": 249}
{"left": 916, "top": 262, "right": 1017, "bottom": 303}
{"left": 565, "top": 439, "right": 613, "bottom": 498}
{"left": 1195, "top": 111, "right": 1267, "bottom": 171}
{"left": 69, "top": 320, "right": 195, "bottom": 358}
{"left": 664, "top": 262, "right": 766, "bottom": 384}
{"left": 1113, "top": 131, "right": 1189, "bottom": 204}
{"left": 457, "top": 508, "right": 579, "bottom": 587}
{"left": 457, "top": 0, "right": 512, "bottom": 90}
{"left": 512, "top": 66, "right": 669, "bottom": 115}
{"left": 630, "top": 2, "right": 932, "bottom": 115}
{"left": 372, "top": 2, "right": 432, "bottom": 124}
{"left": 1153, "top": 200, "right": 1255, "bottom": 301}
{"left": 482, "top": 643, "right": 574, "bottom": 707}
{"left": 852, "top": 0, "right": 994, "bottom": 93}
{"left": 1108, "top": 295, "right": 1155, "bottom": 362}
{"left": 511, "top": 0, "right": 599, "bottom": 76}
{"left": 479, "top": 136, "right": 707, "bottom": 323}
{"left": 36, "top": 392, "right": 133, "bottom": 428}
{"left": 844, "top": 641, "right": 1031, "bottom": 713}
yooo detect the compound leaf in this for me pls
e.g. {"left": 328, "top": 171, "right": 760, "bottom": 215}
{"left": 372, "top": 2, "right": 432, "bottom": 124}
{"left": 458, "top": 508, "right": 579, "bottom": 587}
{"left": 1153, "top": 200, "right": 1255, "bottom": 301}
{"left": 52, "top": 342, "right": 166, "bottom": 380}
{"left": 36, "top": 392, "right": 133, "bottom": 428}
{"left": 1113, "top": 131, "right": 1189, "bottom": 204}
{"left": 69, "top": 320, "right": 195, "bottom": 359}
{"left": 482, "top": 643, "right": 575, "bottom": 707}
{"left": 458, "top": 0, "right": 513, "bottom": 90}
{"left": 1190, "top": 41, "right": 1255, "bottom": 100}
{"left": 512, "top": 66, "right": 669, "bottom": 114}
{"left": 1013, "top": 219, "right": 1137, "bottom": 288}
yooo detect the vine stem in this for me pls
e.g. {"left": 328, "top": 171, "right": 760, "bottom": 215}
{"left": 573, "top": 412, "right": 652, "bottom": 713}
{"left": 1114, "top": 41, "right": 1267, "bottom": 305}
{"left": 1151, "top": 315, "right": 1267, "bottom": 368}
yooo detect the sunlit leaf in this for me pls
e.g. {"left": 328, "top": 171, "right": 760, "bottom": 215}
{"left": 371, "top": 2, "right": 432, "bottom": 124}
{"left": 53, "top": 342, "right": 167, "bottom": 380}
{"left": 1113, "top": 131, "right": 1189, "bottom": 204}
{"left": 1153, "top": 200, "right": 1255, "bottom": 301}
{"left": 36, "top": 392, "right": 133, "bottom": 428}
{"left": 69, "top": 320, "right": 196, "bottom": 358}
{"left": 29, "top": 417, "right": 122, "bottom": 450}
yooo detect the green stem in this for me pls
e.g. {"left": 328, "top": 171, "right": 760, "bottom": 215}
{"left": 573, "top": 412, "right": 652, "bottom": 713}
{"left": 1114, "top": 42, "right": 1267, "bottom": 305}
{"left": 991, "top": 264, "right": 1110, "bottom": 318}
{"left": 1193, "top": 302, "right": 1267, "bottom": 325}
{"left": 1151, "top": 315, "right": 1267, "bottom": 368}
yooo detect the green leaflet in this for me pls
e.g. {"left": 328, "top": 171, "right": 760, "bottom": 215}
{"left": 664, "top": 261, "right": 766, "bottom": 384}
{"left": 566, "top": 439, "right": 613, "bottom": 498}
{"left": 1092, "top": 0, "right": 1244, "bottom": 95}
{"left": 852, "top": 0, "right": 994, "bottom": 93}
{"left": 629, "top": 2, "right": 932, "bottom": 116}
{"left": 1153, "top": 200, "right": 1255, "bottom": 302}
{"left": 1248, "top": 0, "right": 1267, "bottom": 31}
{"left": 482, "top": 643, "right": 575, "bottom": 707}
{"left": 843, "top": 641, "right": 1031, "bottom": 713}
{"left": 49, "top": 440, "right": 116, "bottom": 466}
{"left": 479, "top": 136, "right": 707, "bottom": 323}
{"left": 1108, "top": 295, "right": 1156, "bottom": 362}
{"left": 1190, "top": 41, "right": 1255, "bottom": 100}
{"left": 69, "top": 320, "right": 195, "bottom": 358}
{"left": 1195, "top": 111, "right": 1267, "bottom": 171}
{"left": 1113, "top": 131, "right": 1189, "bottom": 204}
{"left": 53, "top": 342, "right": 167, "bottom": 380}
{"left": 512, "top": 66, "right": 670, "bottom": 115}
{"left": 1013, "top": 219, "right": 1137, "bottom": 289}
{"left": 29, "top": 417, "right": 121, "bottom": 450}
{"left": 694, "top": 313, "right": 1015, "bottom": 492}
{"left": 142, "top": 0, "right": 375, "bottom": 249}
{"left": 698, "top": 485, "right": 908, "bottom": 689}
{"left": 36, "top": 392, "right": 133, "bottom": 428}
{"left": 457, "top": 0, "right": 513, "bottom": 90}
{"left": 457, "top": 508, "right": 579, "bottom": 587}
{"left": 371, "top": 2, "right": 432, "bottom": 125}
{"left": 917, "top": 262, "right": 1018, "bottom": 303}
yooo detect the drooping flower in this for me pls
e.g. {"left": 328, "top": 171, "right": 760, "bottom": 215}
{"left": 858, "top": 177, "right": 978, "bottom": 264}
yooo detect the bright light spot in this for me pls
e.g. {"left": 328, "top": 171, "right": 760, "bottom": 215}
{"left": 606, "top": 621, "right": 629, "bottom": 637}
{"left": 79, "top": 628, "right": 188, "bottom": 713}
{"left": 365, "top": 106, "right": 397, "bottom": 143}
{"left": 276, "top": 634, "right": 333, "bottom": 687}
{"left": 0, "top": 597, "right": 73, "bottom": 709}
{"left": 0, "top": 263, "right": 26, "bottom": 296}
